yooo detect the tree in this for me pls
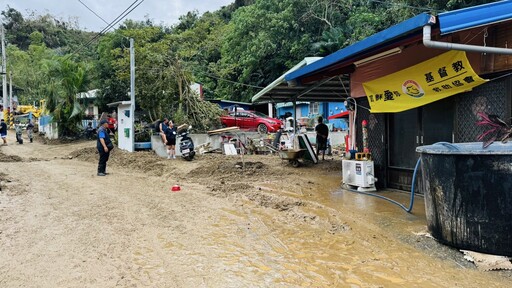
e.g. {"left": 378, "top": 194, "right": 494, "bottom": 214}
{"left": 42, "top": 56, "right": 91, "bottom": 137}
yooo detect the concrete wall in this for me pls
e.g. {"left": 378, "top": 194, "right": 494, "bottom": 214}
{"left": 38, "top": 116, "right": 59, "bottom": 139}
{"left": 151, "top": 131, "right": 347, "bottom": 158}
{"left": 304, "top": 131, "right": 347, "bottom": 147}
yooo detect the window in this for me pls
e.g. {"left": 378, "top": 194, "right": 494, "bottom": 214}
{"left": 309, "top": 102, "right": 319, "bottom": 115}
{"left": 87, "top": 106, "right": 94, "bottom": 116}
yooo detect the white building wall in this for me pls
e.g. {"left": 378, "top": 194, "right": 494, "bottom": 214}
{"left": 116, "top": 103, "right": 133, "bottom": 152}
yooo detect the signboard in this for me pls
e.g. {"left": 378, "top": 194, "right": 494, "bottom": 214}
{"left": 363, "top": 50, "right": 487, "bottom": 113}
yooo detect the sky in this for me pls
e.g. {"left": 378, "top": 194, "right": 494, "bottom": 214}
{"left": 1, "top": 0, "right": 234, "bottom": 31}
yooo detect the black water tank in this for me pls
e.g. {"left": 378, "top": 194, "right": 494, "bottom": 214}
{"left": 417, "top": 142, "right": 512, "bottom": 256}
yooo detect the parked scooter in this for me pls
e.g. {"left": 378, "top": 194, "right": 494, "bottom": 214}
{"left": 178, "top": 125, "right": 195, "bottom": 161}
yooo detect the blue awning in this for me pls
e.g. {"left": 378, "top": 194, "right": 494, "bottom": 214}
{"left": 285, "top": 13, "right": 431, "bottom": 83}
{"left": 439, "top": 0, "right": 512, "bottom": 34}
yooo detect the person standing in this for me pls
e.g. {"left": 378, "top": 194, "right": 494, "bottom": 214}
{"left": 164, "top": 120, "right": 177, "bottom": 159}
{"left": 0, "top": 119, "right": 7, "bottom": 146}
{"left": 315, "top": 116, "right": 329, "bottom": 160}
{"left": 97, "top": 119, "right": 113, "bottom": 176}
{"left": 26, "top": 120, "right": 34, "bottom": 143}
{"left": 159, "top": 118, "right": 169, "bottom": 144}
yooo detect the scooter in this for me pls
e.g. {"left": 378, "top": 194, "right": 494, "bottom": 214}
{"left": 178, "top": 126, "right": 195, "bottom": 161}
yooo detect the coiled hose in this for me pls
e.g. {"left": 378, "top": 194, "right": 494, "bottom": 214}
{"left": 342, "top": 142, "right": 459, "bottom": 213}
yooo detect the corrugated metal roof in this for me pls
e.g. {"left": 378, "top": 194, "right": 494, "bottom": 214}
{"left": 275, "top": 102, "right": 309, "bottom": 109}
{"left": 438, "top": 0, "right": 512, "bottom": 34}
{"left": 284, "top": 13, "right": 431, "bottom": 83}
{"left": 251, "top": 57, "right": 350, "bottom": 103}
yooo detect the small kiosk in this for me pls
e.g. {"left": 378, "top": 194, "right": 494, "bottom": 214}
{"left": 107, "top": 101, "right": 134, "bottom": 152}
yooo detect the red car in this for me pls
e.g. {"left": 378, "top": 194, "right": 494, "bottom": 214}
{"left": 220, "top": 110, "right": 282, "bottom": 134}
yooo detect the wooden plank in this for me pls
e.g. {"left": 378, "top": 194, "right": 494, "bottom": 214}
{"left": 207, "top": 126, "right": 240, "bottom": 135}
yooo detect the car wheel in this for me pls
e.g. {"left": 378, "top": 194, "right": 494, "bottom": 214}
{"left": 257, "top": 124, "right": 268, "bottom": 134}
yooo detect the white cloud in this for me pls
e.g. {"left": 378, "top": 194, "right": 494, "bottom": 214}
{"left": 1, "top": 0, "right": 233, "bottom": 31}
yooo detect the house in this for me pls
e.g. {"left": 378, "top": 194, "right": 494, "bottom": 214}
{"left": 77, "top": 89, "right": 100, "bottom": 120}
{"left": 258, "top": 1, "right": 512, "bottom": 191}
{"left": 276, "top": 101, "right": 348, "bottom": 131}
{"left": 252, "top": 57, "right": 351, "bottom": 133}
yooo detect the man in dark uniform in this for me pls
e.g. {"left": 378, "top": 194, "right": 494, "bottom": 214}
{"left": 97, "top": 119, "right": 113, "bottom": 176}
{"left": 0, "top": 119, "right": 7, "bottom": 146}
{"left": 315, "top": 116, "right": 329, "bottom": 160}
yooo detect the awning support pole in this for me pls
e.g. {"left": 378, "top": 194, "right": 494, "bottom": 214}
{"left": 293, "top": 100, "right": 297, "bottom": 149}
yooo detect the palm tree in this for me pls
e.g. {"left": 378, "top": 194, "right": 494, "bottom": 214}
{"left": 41, "top": 56, "right": 90, "bottom": 137}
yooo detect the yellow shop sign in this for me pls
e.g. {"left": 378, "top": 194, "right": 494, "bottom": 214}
{"left": 363, "top": 50, "right": 487, "bottom": 113}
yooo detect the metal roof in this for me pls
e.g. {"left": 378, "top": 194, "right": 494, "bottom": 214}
{"left": 284, "top": 13, "right": 431, "bottom": 84}
{"left": 252, "top": 1, "right": 512, "bottom": 105}
{"left": 286, "top": 1, "right": 512, "bottom": 86}
{"left": 275, "top": 101, "right": 309, "bottom": 109}
{"left": 251, "top": 57, "right": 350, "bottom": 103}
{"left": 439, "top": 0, "right": 512, "bottom": 34}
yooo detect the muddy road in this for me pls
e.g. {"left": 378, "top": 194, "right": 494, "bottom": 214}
{"left": 0, "top": 133, "right": 510, "bottom": 287}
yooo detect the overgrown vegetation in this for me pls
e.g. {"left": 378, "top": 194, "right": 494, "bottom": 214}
{"left": 1, "top": 0, "right": 499, "bottom": 135}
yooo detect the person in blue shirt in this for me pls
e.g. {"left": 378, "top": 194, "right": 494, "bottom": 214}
{"left": 97, "top": 119, "right": 113, "bottom": 176}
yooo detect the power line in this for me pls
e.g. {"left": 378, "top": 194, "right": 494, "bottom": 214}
{"left": 67, "top": 0, "right": 144, "bottom": 58}
{"left": 201, "top": 73, "right": 265, "bottom": 89}
{"left": 77, "top": 0, "right": 109, "bottom": 25}
{"left": 370, "top": 0, "right": 441, "bottom": 12}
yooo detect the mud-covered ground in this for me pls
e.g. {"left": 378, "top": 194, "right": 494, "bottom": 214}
{"left": 0, "top": 133, "right": 510, "bottom": 287}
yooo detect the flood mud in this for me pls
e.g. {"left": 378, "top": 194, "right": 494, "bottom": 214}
{"left": 0, "top": 133, "right": 510, "bottom": 287}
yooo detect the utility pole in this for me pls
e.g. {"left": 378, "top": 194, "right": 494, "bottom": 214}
{"left": 1, "top": 25, "right": 7, "bottom": 122}
{"left": 129, "top": 38, "right": 135, "bottom": 152}
{"left": 9, "top": 70, "right": 12, "bottom": 128}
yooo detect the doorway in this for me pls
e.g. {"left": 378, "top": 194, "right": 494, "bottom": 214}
{"left": 387, "top": 97, "right": 454, "bottom": 190}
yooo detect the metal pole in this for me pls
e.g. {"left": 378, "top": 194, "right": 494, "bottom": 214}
{"left": 292, "top": 100, "right": 297, "bottom": 149}
{"left": 1, "top": 25, "right": 7, "bottom": 121}
{"left": 130, "top": 38, "right": 135, "bottom": 152}
{"left": 9, "top": 70, "right": 12, "bottom": 128}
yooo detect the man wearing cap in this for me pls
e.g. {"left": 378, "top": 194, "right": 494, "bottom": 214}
{"left": 97, "top": 119, "right": 113, "bottom": 176}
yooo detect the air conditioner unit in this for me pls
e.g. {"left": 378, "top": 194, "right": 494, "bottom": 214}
{"left": 342, "top": 160, "right": 377, "bottom": 191}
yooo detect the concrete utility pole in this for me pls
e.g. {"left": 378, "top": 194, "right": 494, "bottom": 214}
{"left": 130, "top": 38, "right": 135, "bottom": 152}
{"left": 9, "top": 70, "right": 12, "bottom": 128}
{"left": 1, "top": 25, "right": 7, "bottom": 121}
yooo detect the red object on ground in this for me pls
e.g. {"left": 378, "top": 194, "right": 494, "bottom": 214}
{"left": 171, "top": 185, "right": 181, "bottom": 192}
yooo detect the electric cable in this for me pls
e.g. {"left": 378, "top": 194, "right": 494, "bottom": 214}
{"left": 66, "top": 0, "right": 144, "bottom": 58}
{"left": 77, "top": 0, "right": 109, "bottom": 25}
